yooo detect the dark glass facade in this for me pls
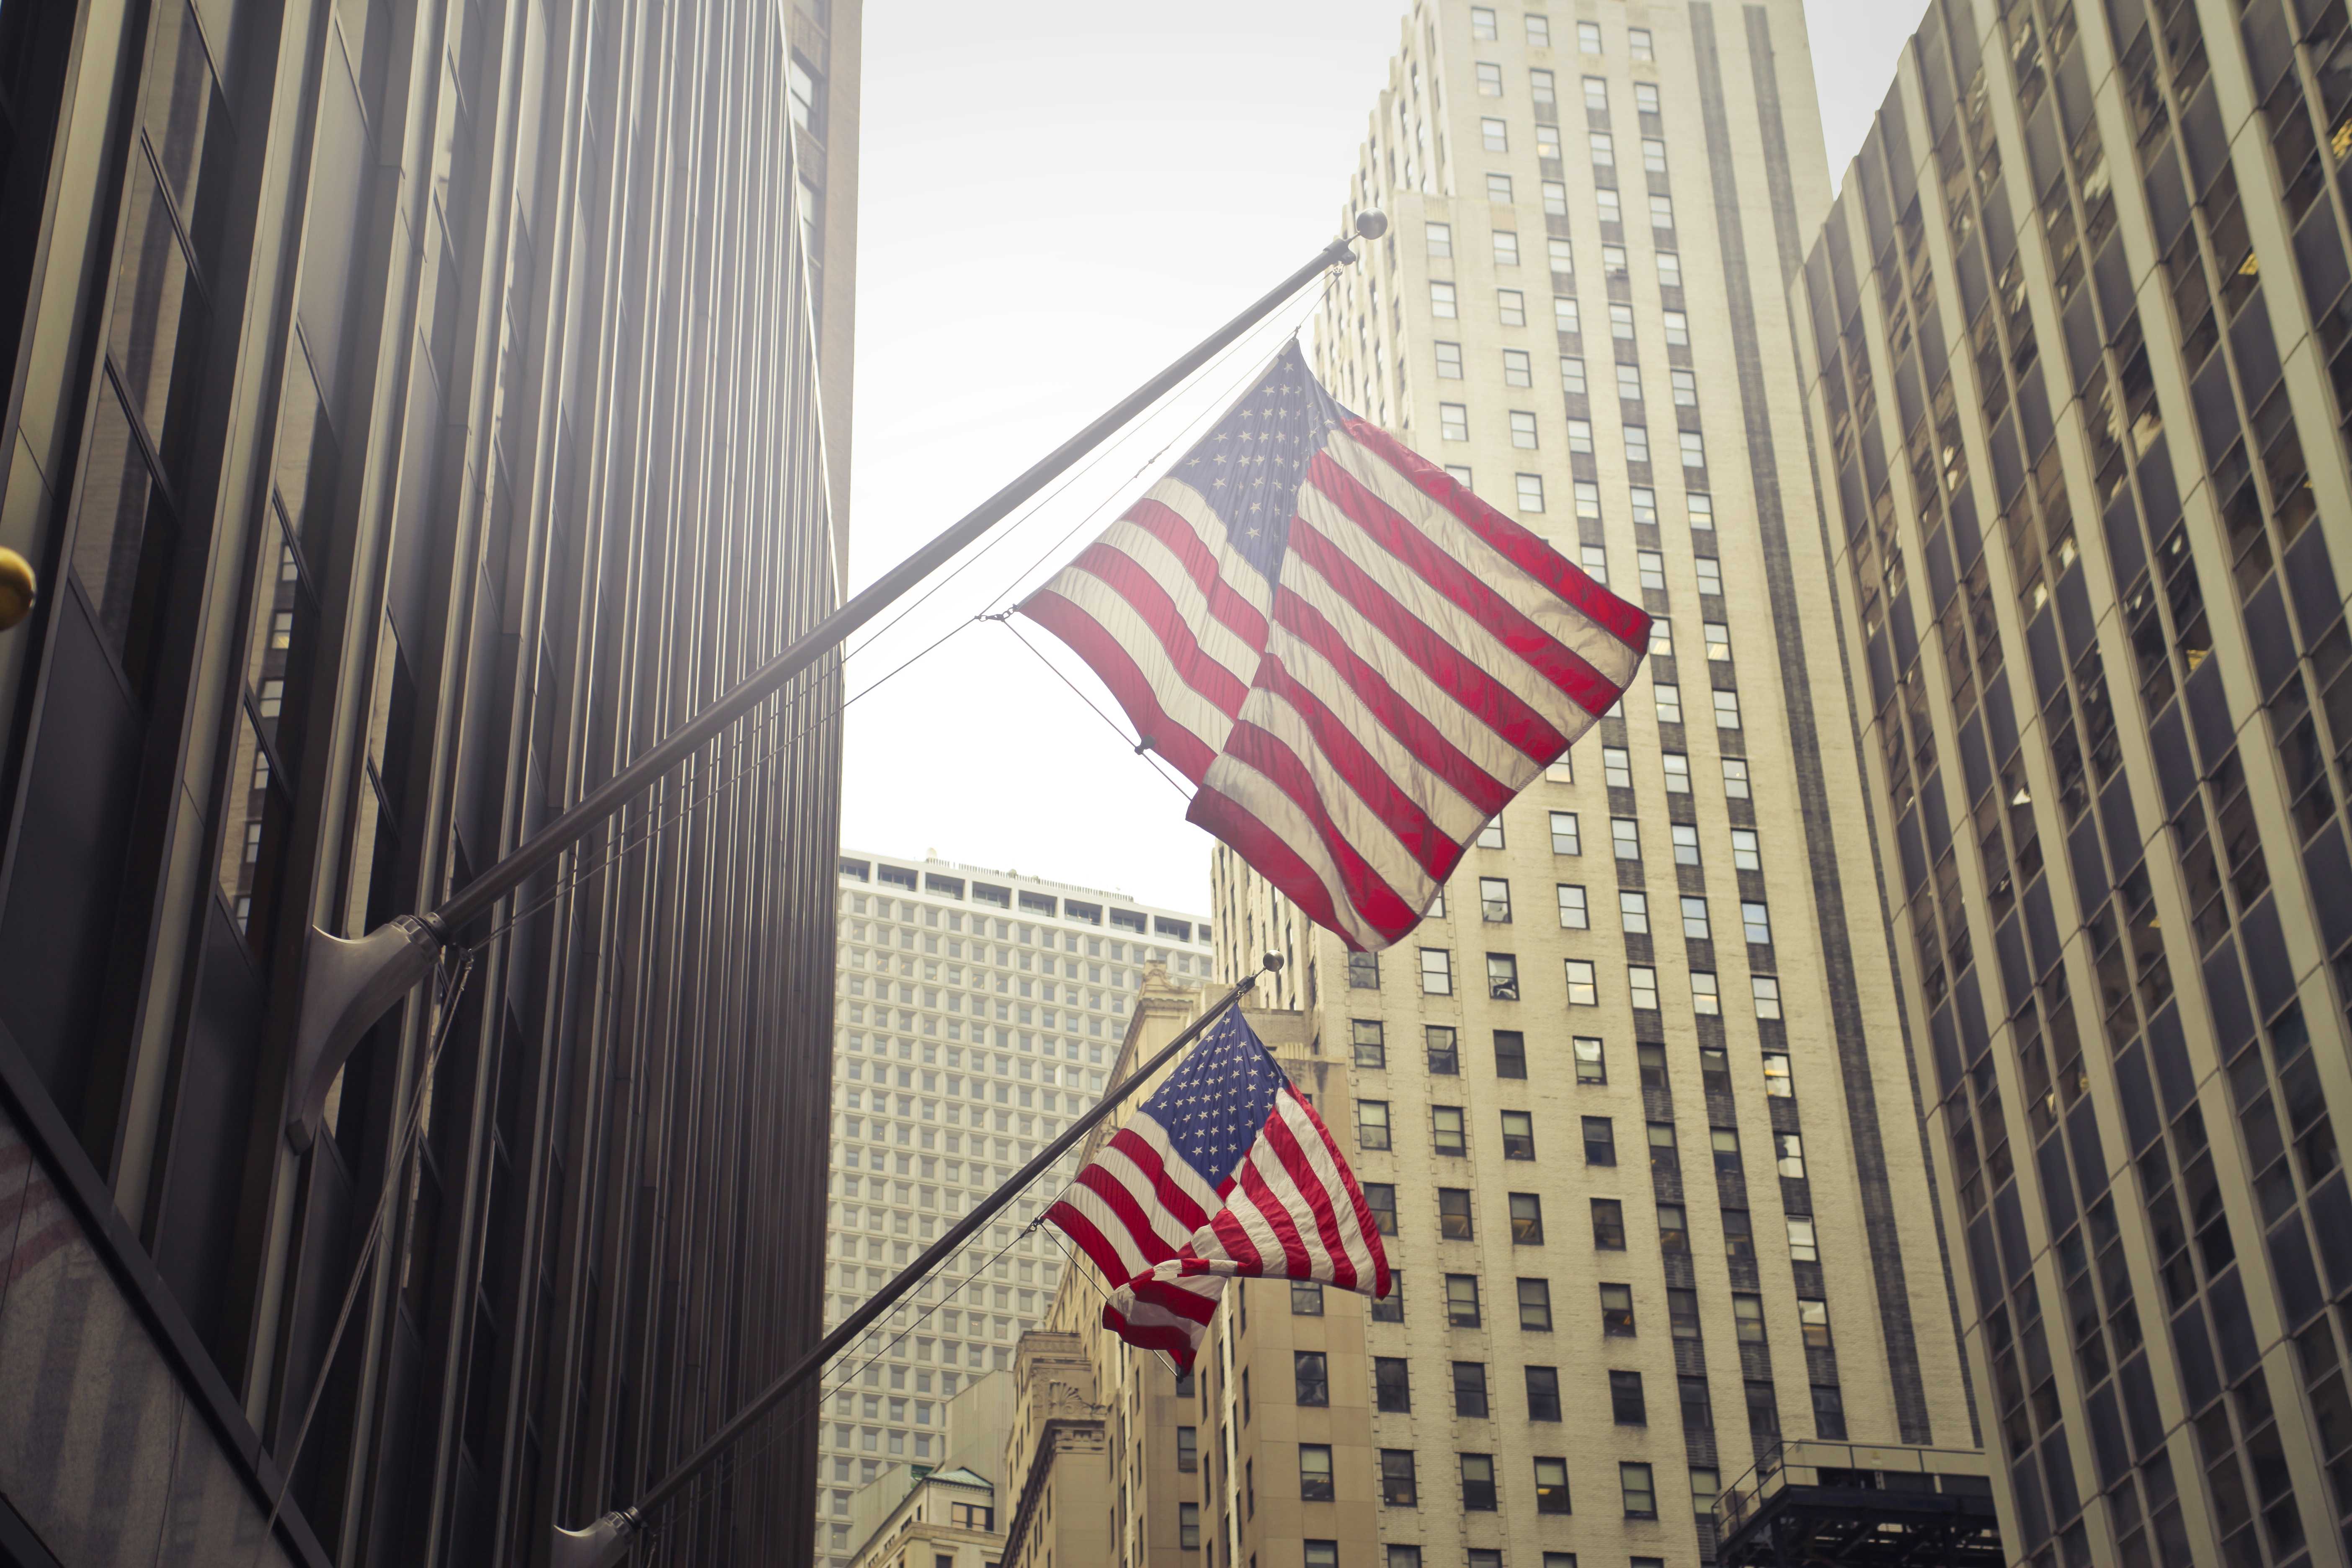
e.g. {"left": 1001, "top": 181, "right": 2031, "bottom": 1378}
{"left": 0, "top": 0, "right": 851, "bottom": 1563}
{"left": 1797, "top": 1, "right": 2352, "bottom": 1563}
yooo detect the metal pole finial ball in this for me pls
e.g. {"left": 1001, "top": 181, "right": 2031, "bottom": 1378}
{"left": 0, "top": 548, "right": 34, "bottom": 631}
{"left": 1353, "top": 210, "right": 1390, "bottom": 241}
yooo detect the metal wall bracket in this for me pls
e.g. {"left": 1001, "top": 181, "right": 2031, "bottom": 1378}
{"left": 283, "top": 916, "right": 445, "bottom": 1151}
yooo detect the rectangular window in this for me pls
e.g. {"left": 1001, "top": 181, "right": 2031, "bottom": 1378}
{"left": 1798, "top": 1298, "right": 1833, "bottom": 1349}
{"left": 1564, "top": 959, "right": 1598, "bottom": 1005}
{"left": 1440, "top": 402, "right": 1468, "bottom": 440}
{"left": 1292, "top": 1280, "right": 1325, "bottom": 1316}
{"left": 1477, "top": 819, "right": 1506, "bottom": 849}
{"left": 1671, "top": 367, "right": 1698, "bottom": 406}
{"left": 1696, "top": 557, "right": 1724, "bottom": 596}
{"left": 1498, "top": 289, "right": 1526, "bottom": 326}
{"left": 1348, "top": 951, "right": 1381, "bottom": 989}
{"left": 1431, "top": 281, "right": 1458, "bottom": 319}
{"left": 1669, "top": 1288, "right": 1701, "bottom": 1338}
{"left": 1533, "top": 1456, "right": 1573, "bottom": 1515}
{"left": 1582, "top": 1116, "right": 1616, "bottom": 1166}
{"left": 1495, "top": 1031, "right": 1531, "bottom": 1083}
{"left": 1372, "top": 1271, "right": 1404, "bottom": 1322}
{"left": 1356, "top": 1099, "right": 1390, "bottom": 1150}
{"left": 1664, "top": 309, "right": 1690, "bottom": 346}
{"left": 1621, "top": 1462, "right": 1657, "bottom": 1519}
{"left": 1351, "top": 1018, "right": 1386, "bottom": 1069}
{"left": 1615, "top": 360, "right": 1643, "bottom": 400}
{"left": 1486, "top": 953, "right": 1520, "bottom": 1000}
{"left": 1452, "top": 1360, "right": 1490, "bottom": 1418}
{"left": 1439, "top": 1187, "right": 1475, "bottom": 1241}
{"left": 1630, "top": 966, "right": 1659, "bottom": 1010}
{"left": 1657, "top": 1202, "right": 1689, "bottom": 1251}
{"left": 1638, "top": 550, "right": 1667, "bottom": 590}
{"left": 1509, "top": 409, "right": 1539, "bottom": 448}
{"left": 1295, "top": 1349, "right": 1330, "bottom": 1405}
{"left": 1580, "top": 22, "right": 1604, "bottom": 54}
{"left": 1739, "top": 901, "right": 1772, "bottom": 944}
{"left": 1375, "top": 1358, "right": 1412, "bottom": 1413}
{"left": 1364, "top": 1182, "right": 1399, "bottom": 1236}
{"left": 1543, "top": 179, "right": 1569, "bottom": 216}
{"left": 1722, "top": 756, "right": 1750, "bottom": 797}
{"left": 1482, "top": 117, "right": 1509, "bottom": 152}
{"left": 1179, "top": 1501, "right": 1199, "bottom": 1548}
{"left": 1573, "top": 1035, "right": 1606, "bottom": 1083}
{"left": 1531, "top": 67, "right": 1555, "bottom": 103}
{"left": 1476, "top": 61, "right": 1504, "bottom": 96}
{"left": 1554, "top": 295, "right": 1581, "bottom": 332}
{"left": 1620, "top": 891, "right": 1650, "bottom": 934}
{"left": 1651, "top": 193, "right": 1676, "bottom": 230}
{"left": 1556, "top": 884, "right": 1589, "bottom": 929}
{"left": 1426, "top": 220, "right": 1453, "bottom": 258}
{"left": 1503, "top": 348, "right": 1532, "bottom": 386}
{"left": 1610, "top": 1369, "right": 1647, "bottom": 1425}
{"left": 1609, "top": 300, "right": 1635, "bottom": 338}
{"left": 1493, "top": 229, "right": 1519, "bottom": 265}
{"left": 1178, "top": 1426, "right": 1199, "bottom": 1471}
{"left": 1732, "top": 828, "right": 1761, "bottom": 869}
{"left": 1748, "top": 1381, "right": 1781, "bottom": 1436}
{"left": 1754, "top": 975, "right": 1784, "bottom": 1019}
{"left": 1625, "top": 427, "right": 1651, "bottom": 467}
{"left": 1647, "top": 1121, "right": 1679, "bottom": 1172}
{"left": 1426, "top": 1024, "right": 1460, "bottom": 1075}
{"left": 1591, "top": 1198, "right": 1626, "bottom": 1248}
{"left": 1630, "top": 25, "right": 1655, "bottom": 58}
{"left": 1501, "top": 1106, "right": 1534, "bottom": 1155}
{"left": 1787, "top": 1215, "right": 1818, "bottom": 1261}
{"left": 1299, "top": 1444, "right": 1334, "bottom": 1501}
{"left": 1581, "top": 543, "right": 1608, "bottom": 582}
{"left": 1733, "top": 1294, "right": 1766, "bottom": 1344}
{"left": 1536, "top": 122, "right": 1563, "bottom": 162}
{"left": 1600, "top": 1283, "right": 1636, "bottom": 1335}
{"left": 1777, "top": 1132, "right": 1806, "bottom": 1178}
{"left": 1591, "top": 129, "right": 1617, "bottom": 168}
{"left": 1560, "top": 355, "right": 1586, "bottom": 395}
{"left": 1518, "top": 1277, "right": 1555, "bottom": 1333}
{"left": 1712, "top": 1127, "right": 1742, "bottom": 1174}
{"left": 1691, "top": 971, "right": 1721, "bottom": 1015}
{"left": 1487, "top": 171, "right": 1514, "bottom": 202}
{"left": 1680, "top": 429, "right": 1706, "bottom": 469}
{"left": 1380, "top": 1448, "right": 1418, "bottom": 1505}
{"left": 1516, "top": 473, "right": 1545, "bottom": 513}
{"left": 1420, "top": 948, "right": 1453, "bottom": 994}
{"left": 1813, "top": 1384, "right": 1848, "bottom": 1439}
{"left": 1663, "top": 752, "right": 1691, "bottom": 793}
{"left": 1461, "top": 1453, "right": 1498, "bottom": 1511}
{"left": 1548, "top": 811, "right": 1581, "bottom": 855}
{"left": 1547, "top": 237, "right": 1573, "bottom": 274}
{"left": 1527, "top": 12, "right": 1552, "bottom": 46}
{"left": 1509, "top": 1192, "right": 1545, "bottom": 1244}
{"left": 1435, "top": 341, "right": 1464, "bottom": 379}
{"left": 1655, "top": 683, "right": 1683, "bottom": 724}
{"left": 1603, "top": 745, "right": 1633, "bottom": 787}
{"left": 1433, "top": 1105, "right": 1467, "bottom": 1155}
{"left": 1446, "top": 1274, "right": 1483, "bottom": 1327}
{"left": 1472, "top": 5, "right": 1497, "bottom": 39}
{"left": 1670, "top": 823, "right": 1701, "bottom": 866}
{"left": 1444, "top": 464, "right": 1474, "bottom": 488}
{"left": 1612, "top": 818, "right": 1641, "bottom": 860}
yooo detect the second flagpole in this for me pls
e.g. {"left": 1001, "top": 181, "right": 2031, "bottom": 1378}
{"left": 550, "top": 954, "right": 1285, "bottom": 1568}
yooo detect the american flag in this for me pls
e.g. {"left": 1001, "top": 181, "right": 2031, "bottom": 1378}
{"left": 1020, "top": 341, "right": 1649, "bottom": 950}
{"left": 1045, "top": 1006, "right": 1386, "bottom": 1367}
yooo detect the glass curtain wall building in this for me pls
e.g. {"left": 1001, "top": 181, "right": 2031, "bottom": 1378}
{"left": 1794, "top": 0, "right": 2352, "bottom": 1564}
{"left": 0, "top": 0, "right": 854, "bottom": 1565}
{"left": 818, "top": 849, "right": 1210, "bottom": 1566}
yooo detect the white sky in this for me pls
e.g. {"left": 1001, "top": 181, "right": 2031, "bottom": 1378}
{"left": 835, "top": 0, "right": 1929, "bottom": 911}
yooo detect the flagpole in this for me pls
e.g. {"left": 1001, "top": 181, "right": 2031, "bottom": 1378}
{"left": 281, "top": 214, "right": 1387, "bottom": 1151}
{"left": 549, "top": 954, "right": 1283, "bottom": 1568}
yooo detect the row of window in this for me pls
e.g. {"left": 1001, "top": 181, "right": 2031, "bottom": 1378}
{"left": 1357, "top": 1100, "right": 1805, "bottom": 1177}
{"left": 1470, "top": 5, "right": 1654, "bottom": 58}
{"left": 1429, "top": 279, "right": 1687, "bottom": 339}
{"left": 1436, "top": 397, "right": 1707, "bottom": 466}
{"left": 1351, "top": 1027, "right": 1795, "bottom": 1096}
{"left": 1389, "top": 949, "right": 1783, "bottom": 1018}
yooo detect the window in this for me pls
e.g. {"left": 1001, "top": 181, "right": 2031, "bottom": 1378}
{"left": 1431, "top": 281, "right": 1458, "bottom": 319}
{"left": 1691, "top": 971, "right": 1721, "bottom": 1015}
{"left": 1654, "top": 684, "right": 1683, "bottom": 725}
{"left": 1349, "top": 951, "right": 1381, "bottom": 989}
{"left": 1536, "top": 122, "right": 1563, "bottom": 162}
{"left": 1753, "top": 975, "right": 1783, "bottom": 1019}
{"left": 1548, "top": 811, "right": 1581, "bottom": 854}
{"left": 1610, "top": 301, "right": 1635, "bottom": 338}
{"left": 1419, "top": 948, "right": 1453, "bottom": 995}
{"left": 1664, "top": 309, "right": 1689, "bottom": 346}
{"left": 1445, "top": 464, "right": 1474, "bottom": 488}
{"left": 1679, "top": 429, "right": 1707, "bottom": 471}
{"left": 1351, "top": 1019, "right": 1386, "bottom": 1070}
{"left": 1798, "top": 1298, "right": 1832, "bottom": 1349}
{"left": 1426, "top": 1024, "right": 1460, "bottom": 1075}
{"left": 1591, "top": 130, "right": 1617, "bottom": 169}
{"left": 1531, "top": 67, "right": 1555, "bottom": 103}
{"left": 1508, "top": 410, "right": 1539, "bottom": 449}
{"left": 1733, "top": 1294, "right": 1766, "bottom": 1344}
{"left": 1543, "top": 179, "right": 1569, "bottom": 217}
{"left": 1657, "top": 1202, "right": 1689, "bottom": 1251}
{"left": 1559, "top": 356, "right": 1586, "bottom": 398}
{"left": 1471, "top": 5, "right": 1498, "bottom": 39}
{"left": 1614, "top": 360, "right": 1642, "bottom": 400}
{"left": 1487, "top": 953, "right": 1520, "bottom": 1000}
{"left": 1510, "top": 1192, "right": 1545, "bottom": 1244}
{"left": 1646, "top": 1121, "right": 1679, "bottom": 1172}
{"left": 1747, "top": 1381, "right": 1781, "bottom": 1436}
{"left": 1498, "top": 289, "right": 1526, "bottom": 326}
{"left": 1630, "top": 24, "right": 1655, "bottom": 58}
{"left": 1670, "top": 370, "right": 1698, "bottom": 411}
{"left": 1426, "top": 220, "right": 1453, "bottom": 258}
{"left": 1387, "top": 1549, "right": 1422, "bottom": 1568}
{"left": 1476, "top": 60, "right": 1504, "bottom": 96}
{"left": 1372, "top": 1271, "right": 1405, "bottom": 1322}
{"left": 1357, "top": 1099, "right": 1391, "bottom": 1150}
{"left": 1564, "top": 959, "right": 1598, "bottom": 1005}
{"left": 1687, "top": 490, "right": 1714, "bottom": 531}
{"left": 1636, "top": 80, "right": 1661, "bottom": 113}
{"left": 1656, "top": 253, "right": 1683, "bottom": 295}
{"left": 1555, "top": 296, "right": 1581, "bottom": 333}
{"left": 1292, "top": 1280, "right": 1325, "bottom": 1316}
{"left": 1629, "top": 966, "right": 1659, "bottom": 1010}
{"left": 1295, "top": 1350, "right": 1330, "bottom": 1406}
{"left": 1636, "top": 551, "right": 1666, "bottom": 592}
{"left": 1476, "top": 819, "right": 1506, "bottom": 849}
{"left": 1581, "top": 544, "right": 1608, "bottom": 582}
{"left": 1435, "top": 341, "right": 1464, "bottom": 379}
{"left": 1178, "top": 1426, "right": 1199, "bottom": 1472}
{"left": 1651, "top": 192, "right": 1676, "bottom": 231}
{"left": 1600, "top": 1283, "right": 1636, "bottom": 1334}
{"left": 1669, "top": 1288, "right": 1701, "bottom": 1338}
{"left": 1637, "top": 1042, "right": 1668, "bottom": 1087}
{"left": 1596, "top": 1371, "right": 1644, "bottom": 1431}
{"left": 788, "top": 54, "right": 822, "bottom": 130}
{"left": 1603, "top": 745, "right": 1633, "bottom": 787}
{"left": 1722, "top": 757, "right": 1750, "bottom": 798}
{"left": 1375, "top": 1358, "right": 1412, "bottom": 1413}
{"left": 1365, "top": 1183, "right": 1399, "bottom": 1236}
{"left": 1619, "top": 890, "right": 1650, "bottom": 934}
{"left": 1582, "top": 1116, "right": 1616, "bottom": 1166}
{"left": 1696, "top": 557, "right": 1724, "bottom": 596}
{"left": 1487, "top": 171, "right": 1514, "bottom": 202}
{"left": 1813, "top": 1384, "right": 1848, "bottom": 1439}
{"left": 1579, "top": 20, "right": 1604, "bottom": 52}
{"left": 1591, "top": 1198, "right": 1626, "bottom": 1249}
{"left": 1299, "top": 1444, "right": 1334, "bottom": 1501}
{"left": 1439, "top": 1187, "right": 1475, "bottom": 1241}
{"left": 1461, "top": 1453, "right": 1498, "bottom": 1511}
{"left": 1712, "top": 1128, "right": 1742, "bottom": 1174}
{"left": 1493, "top": 229, "right": 1519, "bottom": 266}
{"left": 1481, "top": 117, "right": 1509, "bottom": 152}
{"left": 1516, "top": 474, "right": 1545, "bottom": 513}
{"left": 1732, "top": 828, "right": 1761, "bottom": 870}
{"left": 1501, "top": 1108, "right": 1535, "bottom": 1157}
{"left": 1663, "top": 752, "right": 1691, "bottom": 794}
{"left": 1495, "top": 1032, "right": 1529, "bottom": 1081}
{"left": 1670, "top": 823, "right": 1701, "bottom": 866}
{"left": 1440, "top": 402, "right": 1468, "bottom": 441}
{"left": 1547, "top": 236, "right": 1573, "bottom": 272}
{"left": 1527, "top": 11, "right": 1552, "bottom": 46}
{"left": 1306, "top": 1546, "right": 1341, "bottom": 1568}
{"left": 1433, "top": 1105, "right": 1467, "bottom": 1155}
{"left": 1445, "top": 1274, "right": 1483, "bottom": 1327}
{"left": 1621, "top": 1462, "right": 1658, "bottom": 1519}
{"left": 1572, "top": 1036, "right": 1606, "bottom": 1083}
{"left": 1502, "top": 1276, "right": 1553, "bottom": 1338}
{"left": 1718, "top": 1206, "right": 1754, "bottom": 1261}
{"left": 1776, "top": 1132, "right": 1806, "bottom": 1178}
{"left": 1786, "top": 1215, "right": 1818, "bottom": 1261}
{"left": 1503, "top": 348, "right": 1532, "bottom": 386}
{"left": 1380, "top": 1448, "right": 1418, "bottom": 1505}
{"left": 1611, "top": 819, "right": 1641, "bottom": 861}
{"left": 1625, "top": 426, "right": 1651, "bottom": 467}
{"left": 1179, "top": 1502, "right": 1200, "bottom": 1549}
{"left": 1452, "top": 1360, "right": 1490, "bottom": 1418}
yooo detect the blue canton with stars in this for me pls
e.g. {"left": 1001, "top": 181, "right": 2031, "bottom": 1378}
{"left": 1142, "top": 1008, "right": 1288, "bottom": 1190}
{"left": 1172, "top": 340, "right": 1357, "bottom": 585}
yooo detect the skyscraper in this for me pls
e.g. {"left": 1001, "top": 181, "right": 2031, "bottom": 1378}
{"left": 1794, "top": 0, "right": 2352, "bottom": 1563}
{"left": 0, "top": 1, "right": 854, "bottom": 1564}
{"left": 1185, "top": 1, "right": 1987, "bottom": 1563}
{"left": 818, "top": 849, "right": 1210, "bottom": 1566}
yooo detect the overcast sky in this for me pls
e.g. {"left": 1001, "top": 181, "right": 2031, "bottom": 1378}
{"left": 834, "top": 0, "right": 1929, "bottom": 913}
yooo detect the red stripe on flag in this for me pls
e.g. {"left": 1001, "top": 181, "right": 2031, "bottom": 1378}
{"left": 1288, "top": 1091, "right": 1394, "bottom": 1297}
{"left": 1287, "top": 518, "right": 1570, "bottom": 762}
{"left": 1018, "top": 588, "right": 1220, "bottom": 784}
{"left": 1047, "top": 1198, "right": 1152, "bottom": 1289}
{"left": 1234, "top": 1156, "right": 1315, "bottom": 1279}
{"left": 1064, "top": 540, "right": 1253, "bottom": 715}
{"left": 1263, "top": 1098, "right": 1360, "bottom": 1293}
{"left": 1214, "top": 718, "right": 1421, "bottom": 936}
{"left": 1068, "top": 1165, "right": 1182, "bottom": 1268}
{"left": 1128, "top": 1275, "right": 1222, "bottom": 1326}
{"left": 1185, "top": 781, "right": 1368, "bottom": 946}
{"left": 1269, "top": 589, "right": 1513, "bottom": 817}
{"left": 1206, "top": 1207, "right": 1268, "bottom": 1276}
{"left": 1106, "top": 1126, "right": 1212, "bottom": 1235}
{"left": 1254, "top": 652, "right": 1456, "bottom": 882}
{"left": 1308, "top": 452, "right": 1627, "bottom": 717}
{"left": 1123, "top": 498, "right": 1271, "bottom": 647}
{"left": 1341, "top": 416, "right": 1653, "bottom": 650}
{"left": 1100, "top": 1305, "right": 1202, "bottom": 1363}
